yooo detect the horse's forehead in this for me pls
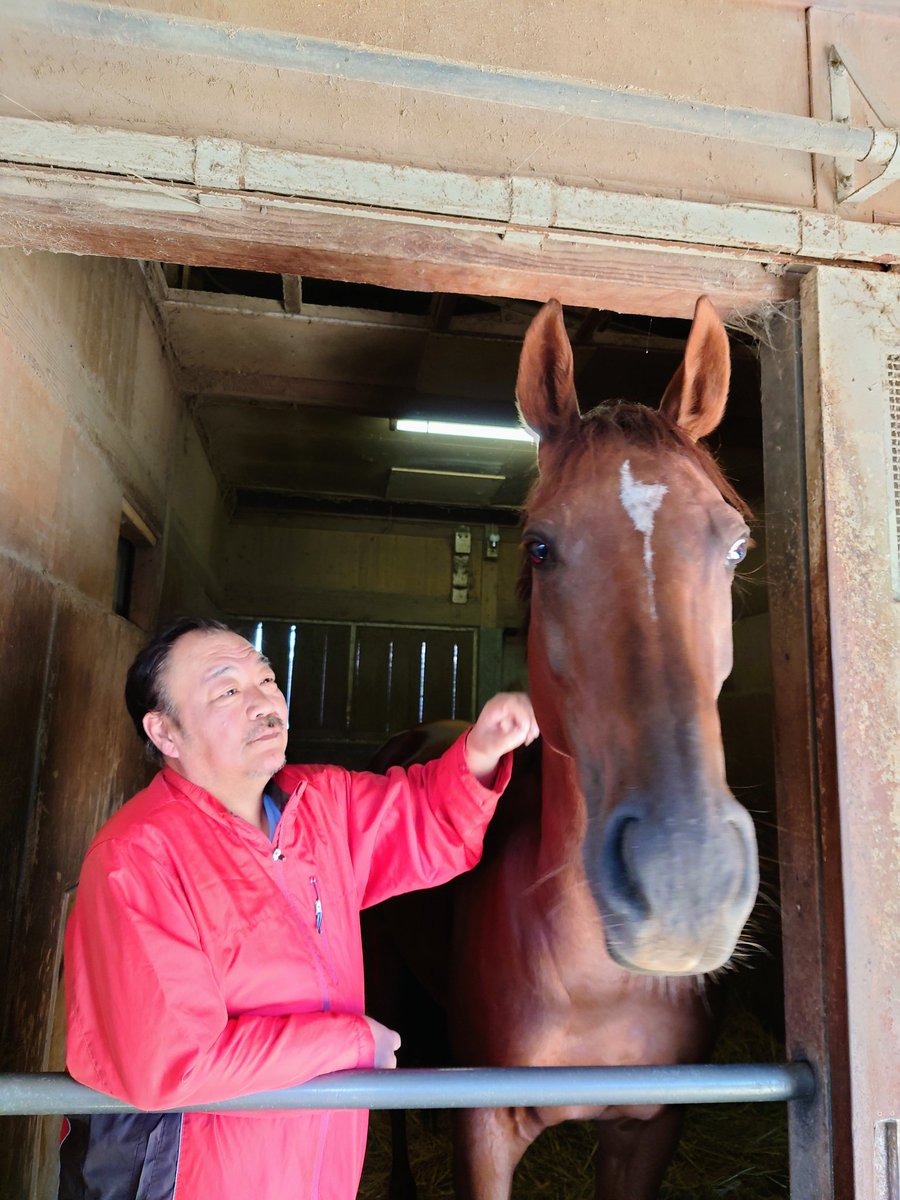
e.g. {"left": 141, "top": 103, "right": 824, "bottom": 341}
{"left": 531, "top": 439, "right": 711, "bottom": 518}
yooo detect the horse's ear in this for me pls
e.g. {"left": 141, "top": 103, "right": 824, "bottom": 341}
{"left": 659, "top": 296, "right": 731, "bottom": 441}
{"left": 516, "top": 300, "right": 580, "bottom": 442}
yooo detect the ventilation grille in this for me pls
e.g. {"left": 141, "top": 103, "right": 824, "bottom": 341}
{"left": 888, "top": 354, "right": 900, "bottom": 599}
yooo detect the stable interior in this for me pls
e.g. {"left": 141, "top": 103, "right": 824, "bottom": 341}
{"left": 0, "top": 250, "right": 785, "bottom": 1196}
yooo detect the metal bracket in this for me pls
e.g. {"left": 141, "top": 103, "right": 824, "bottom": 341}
{"left": 829, "top": 46, "right": 900, "bottom": 206}
{"left": 828, "top": 47, "right": 855, "bottom": 201}
{"left": 874, "top": 1118, "right": 899, "bottom": 1200}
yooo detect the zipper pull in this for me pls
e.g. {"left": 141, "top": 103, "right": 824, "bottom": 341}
{"left": 310, "top": 876, "right": 323, "bottom": 934}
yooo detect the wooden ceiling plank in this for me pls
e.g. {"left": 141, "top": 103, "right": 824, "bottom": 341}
{"left": 281, "top": 274, "right": 302, "bottom": 314}
{"left": 186, "top": 373, "right": 515, "bottom": 422}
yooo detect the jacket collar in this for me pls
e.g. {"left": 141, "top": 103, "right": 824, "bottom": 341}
{"left": 159, "top": 767, "right": 306, "bottom": 825}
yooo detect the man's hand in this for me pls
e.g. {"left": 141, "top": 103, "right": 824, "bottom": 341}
{"left": 362, "top": 1016, "right": 402, "bottom": 1069}
{"left": 465, "top": 693, "right": 539, "bottom": 786}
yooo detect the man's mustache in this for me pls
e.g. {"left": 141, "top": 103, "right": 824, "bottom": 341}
{"left": 245, "top": 715, "right": 285, "bottom": 743}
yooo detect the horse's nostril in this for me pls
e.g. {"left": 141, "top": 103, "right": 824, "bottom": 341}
{"left": 600, "top": 811, "right": 648, "bottom": 920}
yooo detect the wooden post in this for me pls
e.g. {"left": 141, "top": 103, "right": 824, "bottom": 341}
{"left": 758, "top": 301, "right": 853, "bottom": 1200}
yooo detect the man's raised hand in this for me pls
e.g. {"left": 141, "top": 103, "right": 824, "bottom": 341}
{"left": 464, "top": 693, "right": 539, "bottom": 785}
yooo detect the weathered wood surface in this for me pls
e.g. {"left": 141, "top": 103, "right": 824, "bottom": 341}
{"left": 0, "top": 166, "right": 801, "bottom": 320}
{"left": 2, "top": 116, "right": 899, "bottom": 263}
{"left": 758, "top": 303, "right": 852, "bottom": 1200}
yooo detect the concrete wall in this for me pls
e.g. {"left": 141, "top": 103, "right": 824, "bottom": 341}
{"left": 0, "top": 248, "right": 226, "bottom": 1197}
{"left": 2, "top": 0, "right": 898, "bottom": 222}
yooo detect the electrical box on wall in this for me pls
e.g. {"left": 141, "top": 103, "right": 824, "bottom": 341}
{"left": 484, "top": 524, "right": 500, "bottom": 560}
{"left": 452, "top": 554, "right": 469, "bottom": 588}
{"left": 452, "top": 527, "right": 471, "bottom": 603}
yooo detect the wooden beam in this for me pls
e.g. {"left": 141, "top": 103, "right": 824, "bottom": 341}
{"left": 281, "top": 274, "right": 302, "bottom": 314}
{"left": 0, "top": 166, "right": 800, "bottom": 320}
{"left": 120, "top": 499, "right": 158, "bottom": 548}
{"left": 572, "top": 308, "right": 613, "bottom": 345}
{"left": 2, "top": 116, "right": 899, "bottom": 264}
{"left": 429, "top": 293, "right": 457, "bottom": 331}
{"left": 187, "top": 374, "right": 515, "bottom": 422}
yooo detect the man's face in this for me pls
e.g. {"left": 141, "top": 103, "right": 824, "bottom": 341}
{"left": 146, "top": 629, "right": 289, "bottom": 795}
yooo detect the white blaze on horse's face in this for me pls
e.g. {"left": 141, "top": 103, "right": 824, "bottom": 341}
{"left": 618, "top": 459, "right": 669, "bottom": 620}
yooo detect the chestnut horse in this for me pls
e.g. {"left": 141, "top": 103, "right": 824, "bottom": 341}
{"left": 368, "top": 296, "right": 759, "bottom": 1199}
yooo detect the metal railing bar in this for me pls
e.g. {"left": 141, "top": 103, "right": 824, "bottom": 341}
{"left": 9, "top": 2, "right": 894, "bottom": 167}
{"left": 0, "top": 1064, "right": 815, "bottom": 1116}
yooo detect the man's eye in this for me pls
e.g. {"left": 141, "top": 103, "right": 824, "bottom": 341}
{"left": 220, "top": 687, "right": 238, "bottom": 698}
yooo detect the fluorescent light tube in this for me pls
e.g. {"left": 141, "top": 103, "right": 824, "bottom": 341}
{"left": 395, "top": 418, "right": 534, "bottom": 443}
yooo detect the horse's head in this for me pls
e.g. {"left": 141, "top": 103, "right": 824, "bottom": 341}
{"left": 516, "top": 297, "right": 759, "bottom": 976}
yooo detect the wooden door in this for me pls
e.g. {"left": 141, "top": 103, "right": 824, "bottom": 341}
{"left": 798, "top": 267, "right": 900, "bottom": 1200}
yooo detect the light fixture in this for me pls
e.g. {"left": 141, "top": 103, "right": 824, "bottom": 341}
{"left": 394, "top": 418, "right": 535, "bottom": 444}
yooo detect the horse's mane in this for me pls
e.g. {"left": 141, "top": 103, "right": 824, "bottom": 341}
{"left": 516, "top": 401, "right": 751, "bottom": 614}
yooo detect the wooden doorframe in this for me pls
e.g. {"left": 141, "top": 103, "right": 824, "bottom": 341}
{"left": 1, "top": 177, "right": 849, "bottom": 1197}
{"left": 759, "top": 307, "right": 852, "bottom": 1200}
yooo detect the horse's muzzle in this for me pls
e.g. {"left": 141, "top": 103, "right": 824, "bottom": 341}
{"left": 589, "top": 795, "right": 759, "bottom": 975}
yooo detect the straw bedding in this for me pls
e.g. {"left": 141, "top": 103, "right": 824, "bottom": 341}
{"left": 358, "top": 999, "right": 788, "bottom": 1199}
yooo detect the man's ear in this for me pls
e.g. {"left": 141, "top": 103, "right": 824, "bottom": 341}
{"left": 143, "top": 711, "right": 179, "bottom": 761}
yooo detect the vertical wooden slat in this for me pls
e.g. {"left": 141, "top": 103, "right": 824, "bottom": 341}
{"left": 421, "top": 630, "right": 453, "bottom": 726}
{"left": 258, "top": 621, "right": 292, "bottom": 703}
{"left": 290, "top": 622, "right": 351, "bottom": 737}
{"left": 386, "top": 630, "right": 420, "bottom": 736}
{"left": 351, "top": 626, "right": 393, "bottom": 738}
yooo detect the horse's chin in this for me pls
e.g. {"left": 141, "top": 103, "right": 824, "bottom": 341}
{"left": 603, "top": 933, "right": 734, "bottom": 977}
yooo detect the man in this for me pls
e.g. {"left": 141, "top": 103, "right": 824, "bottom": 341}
{"left": 59, "top": 617, "right": 537, "bottom": 1200}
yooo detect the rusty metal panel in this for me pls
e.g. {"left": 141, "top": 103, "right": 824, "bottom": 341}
{"left": 760, "top": 301, "right": 854, "bottom": 1199}
{"left": 799, "top": 267, "right": 900, "bottom": 1200}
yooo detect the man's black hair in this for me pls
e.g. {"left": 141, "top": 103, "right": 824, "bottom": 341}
{"left": 125, "top": 616, "right": 231, "bottom": 762}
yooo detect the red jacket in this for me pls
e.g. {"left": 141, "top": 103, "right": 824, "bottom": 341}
{"left": 62, "top": 733, "right": 510, "bottom": 1200}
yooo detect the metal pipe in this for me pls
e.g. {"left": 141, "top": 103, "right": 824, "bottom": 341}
{"left": 1, "top": 1064, "right": 815, "bottom": 1116}
{"left": 8, "top": 1, "right": 898, "bottom": 168}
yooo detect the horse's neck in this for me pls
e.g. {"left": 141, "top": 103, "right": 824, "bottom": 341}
{"left": 536, "top": 745, "right": 589, "bottom": 879}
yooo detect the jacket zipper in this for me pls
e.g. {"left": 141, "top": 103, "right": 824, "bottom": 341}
{"left": 272, "top": 825, "right": 332, "bottom": 1200}
{"left": 310, "top": 877, "right": 343, "bottom": 992}
{"left": 270, "top": 842, "right": 332, "bottom": 1011}
{"left": 309, "top": 876, "right": 323, "bottom": 934}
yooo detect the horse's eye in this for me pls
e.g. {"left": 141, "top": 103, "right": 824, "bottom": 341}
{"left": 526, "top": 540, "right": 552, "bottom": 566}
{"left": 726, "top": 537, "right": 749, "bottom": 567}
